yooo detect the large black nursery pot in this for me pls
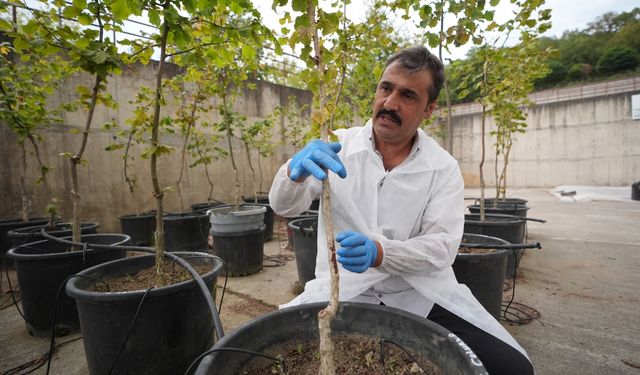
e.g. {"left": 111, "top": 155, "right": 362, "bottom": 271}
{"left": 8, "top": 222, "right": 99, "bottom": 248}
{"left": 66, "top": 252, "right": 223, "bottom": 375}
{"left": 464, "top": 213, "right": 525, "bottom": 277}
{"left": 286, "top": 210, "right": 318, "bottom": 252}
{"left": 194, "top": 302, "right": 487, "bottom": 375}
{"left": 288, "top": 217, "right": 318, "bottom": 286}
{"left": 190, "top": 200, "right": 228, "bottom": 213}
{"left": 243, "top": 196, "right": 275, "bottom": 242}
{"left": 467, "top": 203, "right": 529, "bottom": 218}
{"left": 6, "top": 233, "right": 129, "bottom": 337}
{"left": 0, "top": 217, "right": 50, "bottom": 257}
{"left": 453, "top": 234, "right": 509, "bottom": 320}
{"left": 119, "top": 211, "right": 156, "bottom": 246}
{"left": 208, "top": 204, "right": 266, "bottom": 276}
{"left": 165, "top": 212, "right": 211, "bottom": 252}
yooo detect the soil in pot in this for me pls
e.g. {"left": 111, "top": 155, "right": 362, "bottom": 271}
{"left": 95, "top": 259, "right": 213, "bottom": 292}
{"left": 245, "top": 334, "right": 442, "bottom": 374}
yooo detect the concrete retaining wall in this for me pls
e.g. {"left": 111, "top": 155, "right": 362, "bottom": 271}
{"left": 453, "top": 76, "right": 640, "bottom": 188}
{"left": 0, "top": 62, "right": 312, "bottom": 232}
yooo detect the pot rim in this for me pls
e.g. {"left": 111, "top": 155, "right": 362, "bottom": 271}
{"left": 65, "top": 252, "right": 222, "bottom": 302}
{"left": 6, "top": 233, "right": 130, "bottom": 261}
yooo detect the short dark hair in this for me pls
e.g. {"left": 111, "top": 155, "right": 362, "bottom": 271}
{"left": 384, "top": 46, "right": 445, "bottom": 104}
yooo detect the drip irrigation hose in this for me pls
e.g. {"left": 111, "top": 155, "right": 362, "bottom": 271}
{"left": 38, "top": 228, "right": 225, "bottom": 341}
{"left": 502, "top": 248, "right": 520, "bottom": 323}
{"left": 45, "top": 274, "right": 110, "bottom": 375}
{"left": 459, "top": 242, "right": 541, "bottom": 250}
{"left": 184, "top": 347, "right": 287, "bottom": 375}
{"left": 106, "top": 287, "right": 153, "bottom": 375}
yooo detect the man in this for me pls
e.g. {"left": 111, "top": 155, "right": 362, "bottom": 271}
{"left": 269, "top": 46, "right": 533, "bottom": 375}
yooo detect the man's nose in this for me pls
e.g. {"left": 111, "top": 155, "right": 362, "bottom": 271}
{"left": 383, "top": 92, "right": 400, "bottom": 111}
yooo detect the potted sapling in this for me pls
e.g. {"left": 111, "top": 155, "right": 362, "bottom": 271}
{"left": 5, "top": 0, "right": 129, "bottom": 337}
{"left": 64, "top": 2, "right": 270, "bottom": 373}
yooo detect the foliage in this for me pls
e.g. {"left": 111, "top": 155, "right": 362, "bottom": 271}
{"left": 596, "top": 45, "right": 639, "bottom": 74}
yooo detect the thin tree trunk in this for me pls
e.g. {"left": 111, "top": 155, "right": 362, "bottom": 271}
{"left": 151, "top": 11, "right": 170, "bottom": 285}
{"left": 257, "top": 153, "right": 264, "bottom": 194}
{"left": 71, "top": 74, "right": 102, "bottom": 244}
{"left": 176, "top": 94, "right": 199, "bottom": 212}
{"left": 223, "top": 94, "right": 241, "bottom": 210}
{"left": 479, "top": 60, "right": 488, "bottom": 222}
{"left": 123, "top": 129, "right": 140, "bottom": 216}
{"left": 438, "top": 3, "right": 453, "bottom": 153}
{"left": 308, "top": 3, "right": 338, "bottom": 374}
{"left": 20, "top": 143, "right": 29, "bottom": 222}
{"left": 494, "top": 135, "right": 500, "bottom": 206}
{"left": 244, "top": 141, "right": 258, "bottom": 204}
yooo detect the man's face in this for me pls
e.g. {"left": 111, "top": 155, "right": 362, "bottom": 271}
{"left": 372, "top": 61, "right": 436, "bottom": 145}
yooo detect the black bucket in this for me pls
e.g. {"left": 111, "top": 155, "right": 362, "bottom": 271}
{"left": 194, "top": 302, "right": 487, "bottom": 375}
{"left": 475, "top": 197, "right": 528, "bottom": 206}
{"left": 119, "top": 212, "right": 156, "bottom": 246}
{"left": 286, "top": 211, "right": 318, "bottom": 251}
{"left": 454, "top": 234, "right": 509, "bottom": 320}
{"left": 632, "top": 181, "right": 640, "bottom": 201}
{"left": 6, "top": 234, "right": 129, "bottom": 336}
{"left": 211, "top": 227, "right": 265, "bottom": 276}
{"left": 165, "top": 212, "right": 211, "bottom": 252}
{"left": 464, "top": 214, "right": 525, "bottom": 277}
{"left": 288, "top": 217, "right": 318, "bottom": 286}
{"left": 467, "top": 204, "right": 529, "bottom": 218}
{"left": 0, "top": 217, "right": 50, "bottom": 256}
{"left": 8, "top": 222, "right": 99, "bottom": 248}
{"left": 309, "top": 198, "right": 320, "bottom": 211}
{"left": 243, "top": 196, "right": 275, "bottom": 242}
{"left": 66, "top": 252, "right": 223, "bottom": 375}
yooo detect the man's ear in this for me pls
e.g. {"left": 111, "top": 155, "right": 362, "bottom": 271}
{"left": 424, "top": 101, "right": 437, "bottom": 118}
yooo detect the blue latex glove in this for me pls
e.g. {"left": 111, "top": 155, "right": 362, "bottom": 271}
{"left": 289, "top": 140, "right": 347, "bottom": 182}
{"left": 336, "top": 231, "right": 378, "bottom": 273}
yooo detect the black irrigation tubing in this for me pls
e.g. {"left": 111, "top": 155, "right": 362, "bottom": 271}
{"left": 106, "top": 287, "right": 153, "bottom": 375}
{"left": 380, "top": 338, "right": 428, "bottom": 374}
{"left": 4, "top": 256, "right": 25, "bottom": 321}
{"left": 459, "top": 242, "right": 542, "bottom": 250}
{"left": 184, "top": 347, "right": 287, "bottom": 375}
{"left": 502, "top": 248, "right": 521, "bottom": 323}
{"left": 38, "top": 229, "right": 225, "bottom": 341}
{"left": 45, "top": 274, "right": 109, "bottom": 375}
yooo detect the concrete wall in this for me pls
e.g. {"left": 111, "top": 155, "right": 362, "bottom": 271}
{"left": 452, "top": 76, "right": 640, "bottom": 188}
{"left": 0, "top": 61, "right": 312, "bottom": 232}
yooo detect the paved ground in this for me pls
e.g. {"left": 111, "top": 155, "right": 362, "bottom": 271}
{"left": 1, "top": 188, "right": 639, "bottom": 374}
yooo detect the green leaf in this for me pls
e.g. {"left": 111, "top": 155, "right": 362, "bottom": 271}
{"left": 62, "top": 6, "right": 81, "bottom": 19}
{"left": 73, "top": 0, "right": 86, "bottom": 8}
{"left": 0, "top": 19, "right": 12, "bottom": 32}
{"left": 241, "top": 44, "right": 256, "bottom": 61}
{"left": 148, "top": 9, "right": 161, "bottom": 26}
{"left": 111, "top": 0, "right": 133, "bottom": 21}
{"left": 78, "top": 14, "right": 92, "bottom": 25}
{"left": 105, "top": 144, "right": 125, "bottom": 151}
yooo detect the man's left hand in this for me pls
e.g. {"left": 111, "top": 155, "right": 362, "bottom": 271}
{"left": 336, "top": 231, "right": 380, "bottom": 273}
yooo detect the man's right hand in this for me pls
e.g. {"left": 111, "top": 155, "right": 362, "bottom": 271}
{"left": 288, "top": 140, "right": 347, "bottom": 182}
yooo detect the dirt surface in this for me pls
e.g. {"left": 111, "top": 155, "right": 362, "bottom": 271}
{"left": 95, "top": 261, "right": 212, "bottom": 292}
{"left": 244, "top": 334, "right": 441, "bottom": 375}
{"left": 458, "top": 247, "right": 497, "bottom": 254}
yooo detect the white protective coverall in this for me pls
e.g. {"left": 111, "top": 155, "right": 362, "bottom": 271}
{"left": 269, "top": 120, "right": 530, "bottom": 360}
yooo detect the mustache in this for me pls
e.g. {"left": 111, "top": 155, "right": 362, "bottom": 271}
{"left": 376, "top": 109, "right": 402, "bottom": 125}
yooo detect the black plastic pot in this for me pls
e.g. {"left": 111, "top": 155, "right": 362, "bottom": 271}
{"left": 286, "top": 211, "right": 318, "bottom": 252}
{"left": 8, "top": 222, "right": 99, "bottom": 248}
{"left": 454, "top": 234, "right": 509, "bottom": 320}
{"left": 309, "top": 198, "right": 320, "bottom": 211}
{"left": 288, "top": 217, "right": 318, "bottom": 286}
{"left": 191, "top": 200, "right": 228, "bottom": 212}
{"left": 211, "top": 227, "right": 265, "bottom": 276}
{"left": 66, "top": 252, "right": 223, "bottom": 375}
{"left": 475, "top": 197, "right": 528, "bottom": 206}
{"left": 467, "top": 203, "right": 530, "bottom": 218}
{"left": 6, "top": 234, "right": 129, "bottom": 337}
{"left": 632, "top": 181, "right": 640, "bottom": 201}
{"left": 464, "top": 214, "right": 525, "bottom": 277}
{"left": 119, "top": 212, "right": 156, "bottom": 246}
{"left": 165, "top": 212, "right": 210, "bottom": 252}
{"left": 0, "top": 217, "right": 50, "bottom": 256}
{"left": 194, "top": 302, "right": 487, "bottom": 375}
{"left": 243, "top": 196, "right": 274, "bottom": 242}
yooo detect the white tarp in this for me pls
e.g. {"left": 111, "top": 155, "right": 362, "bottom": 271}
{"left": 550, "top": 185, "right": 635, "bottom": 202}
